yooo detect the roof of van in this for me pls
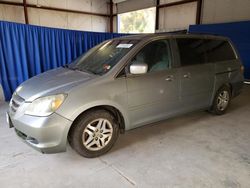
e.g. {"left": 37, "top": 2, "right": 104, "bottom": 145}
{"left": 116, "top": 33, "right": 228, "bottom": 41}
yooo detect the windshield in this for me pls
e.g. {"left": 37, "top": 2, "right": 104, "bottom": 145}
{"left": 68, "top": 39, "right": 138, "bottom": 75}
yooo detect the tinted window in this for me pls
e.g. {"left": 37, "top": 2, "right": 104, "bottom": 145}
{"left": 131, "top": 40, "right": 171, "bottom": 73}
{"left": 203, "top": 39, "right": 236, "bottom": 62}
{"left": 176, "top": 38, "right": 206, "bottom": 66}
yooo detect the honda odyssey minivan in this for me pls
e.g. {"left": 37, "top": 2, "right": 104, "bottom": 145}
{"left": 7, "top": 34, "right": 244, "bottom": 158}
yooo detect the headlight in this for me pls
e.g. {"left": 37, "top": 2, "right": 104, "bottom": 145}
{"left": 25, "top": 94, "right": 66, "bottom": 116}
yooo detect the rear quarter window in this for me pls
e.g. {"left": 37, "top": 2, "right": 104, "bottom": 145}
{"left": 176, "top": 38, "right": 237, "bottom": 66}
{"left": 203, "top": 39, "right": 237, "bottom": 62}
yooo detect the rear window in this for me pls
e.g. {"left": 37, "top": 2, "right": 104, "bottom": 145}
{"left": 176, "top": 38, "right": 237, "bottom": 66}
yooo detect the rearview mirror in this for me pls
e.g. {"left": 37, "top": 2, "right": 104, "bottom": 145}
{"left": 130, "top": 62, "right": 148, "bottom": 75}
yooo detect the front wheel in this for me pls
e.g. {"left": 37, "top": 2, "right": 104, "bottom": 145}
{"left": 68, "top": 110, "right": 119, "bottom": 158}
{"left": 210, "top": 86, "right": 231, "bottom": 115}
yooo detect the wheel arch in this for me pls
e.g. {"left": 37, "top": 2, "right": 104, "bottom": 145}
{"left": 222, "top": 83, "right": 233, "bottom": 96}
{"left": 68, "top": 104, "right": 127, "bottom": 141}
{"left": 210, "top": 82, "right": 232, "bottom": 107}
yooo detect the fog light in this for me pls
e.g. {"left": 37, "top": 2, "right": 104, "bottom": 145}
{"left": 26, "top": 137, "right": 39, "bottom": 145}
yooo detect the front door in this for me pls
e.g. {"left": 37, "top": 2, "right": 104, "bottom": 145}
{"left": 125, "top": 39, "right": 180, "bottom": 128}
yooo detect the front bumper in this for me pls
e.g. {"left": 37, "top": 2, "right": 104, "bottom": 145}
{"left": 8, "top": 112, "right": 72, "bottom": 154}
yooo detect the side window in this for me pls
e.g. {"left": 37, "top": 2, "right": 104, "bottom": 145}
{"left": 131, "top": 40, "right": 171, "bottom": 73}
{"left": 176, "top": 38, "right": 206, "bottom": 66}
{"left": 203, "top": 39, "right": 236, "bottom": 62}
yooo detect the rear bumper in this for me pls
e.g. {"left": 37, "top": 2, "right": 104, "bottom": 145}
{"left": 9, "top": 112, "right": 72, "bottom": 154}
{"left": 231, "top": 81, "right": 244, "bottom": 98}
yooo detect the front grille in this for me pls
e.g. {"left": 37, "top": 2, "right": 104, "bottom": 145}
{"left": 10, "top": 93, "right": 25, "bottom": 113}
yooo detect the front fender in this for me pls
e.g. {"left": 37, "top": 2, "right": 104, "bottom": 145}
{"left": 57, "top": 100, "right": 130, "bottom": 130}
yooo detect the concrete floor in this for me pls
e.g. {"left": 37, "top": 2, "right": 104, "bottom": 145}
{"left": 0, "top": 86, "right": 250, "bottom": 188}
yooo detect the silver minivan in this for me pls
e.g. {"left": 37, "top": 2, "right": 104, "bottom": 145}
{"left": 7, "top": 34, "right": 244, "bottom": 157}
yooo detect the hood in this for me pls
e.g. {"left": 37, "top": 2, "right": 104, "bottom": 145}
{"left": 16, "top": 67, "right": 95, "bottom": 101}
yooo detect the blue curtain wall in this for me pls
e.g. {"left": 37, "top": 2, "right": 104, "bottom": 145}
{"left": 189, "top": 21, "right": 250, "bottom": 79}
{"left": 0, "top": 21, "right": 126, "bottom": 101}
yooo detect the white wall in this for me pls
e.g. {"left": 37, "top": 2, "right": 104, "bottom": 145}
{"left": 202, "top": 0, "right": 250, "bottom": 24}
{"left": 113, "top": 16, "right": 118, "bottom": 33}
{"left": 158, "top": 1, "right": 197, "bottom": 32}
{"left": 0, "top": 4, "right": 25, "bottom": 24}
{"left": 0, "top": 0, "right": 109, "bottom": 32}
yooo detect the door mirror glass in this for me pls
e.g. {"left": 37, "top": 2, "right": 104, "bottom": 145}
{"left": 130, "top": 62, "right": 148, "bottom": 75}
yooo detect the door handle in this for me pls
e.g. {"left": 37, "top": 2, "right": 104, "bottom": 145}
{"left": 183, "top": 73, "right": 191, "bottom": 79}
{"left": 165, "top": 75, "right": 174, "bottom": 81}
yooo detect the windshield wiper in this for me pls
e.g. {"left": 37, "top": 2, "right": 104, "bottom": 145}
{"left": 63, "top": 64, "right": 73, "bottom": 69}
{"left": 63, "top": 64, "right": 79, "bottom": 71}
{"left": 63, "top": 64, "right": 97, "bottom": 75}
{"left": 79, "top": 68, "right": 97, "bottom": 75}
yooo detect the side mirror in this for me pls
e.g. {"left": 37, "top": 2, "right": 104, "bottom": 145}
{"left": 130, "top": 62, "right": 148, "bottom": 75}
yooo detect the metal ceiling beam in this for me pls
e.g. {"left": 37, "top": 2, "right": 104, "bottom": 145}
{"left": 155, "top": 0, "right": 160, "bottom": 30}
{"left": 109, "top": 0, "right": 114, "bottom": 32}
{"left": 23, "top": 0, "right": 29, "bottom": 24}
{"left": 0, "top": 1, "right": 23, "bottom": 6}
{"left": 196, "top": 0, "right": 203, "bottom": 24}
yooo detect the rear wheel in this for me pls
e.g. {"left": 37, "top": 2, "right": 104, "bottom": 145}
{"left": 210, "top": 86, "right": 231, "bottom": 115}
{"left": 68, "top": 110, "right": 119, "bottom": 158}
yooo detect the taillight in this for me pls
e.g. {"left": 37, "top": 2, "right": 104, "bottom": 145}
{"left": 240, "top": 65, "right": 244, "bottom": 74}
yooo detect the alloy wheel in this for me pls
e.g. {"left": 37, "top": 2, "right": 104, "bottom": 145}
{"left": 217, "top": 91, "right": 230, "bottom": 111}
{"left": 82, "top": 118, "right": 113, "bottom": 151}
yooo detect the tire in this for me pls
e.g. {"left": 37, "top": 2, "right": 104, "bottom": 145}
{"left": 210, "top": 85, "right": 231, "bottom": 115}
{"left": 68, "top": 110, "right": 119, "bottom": 158}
